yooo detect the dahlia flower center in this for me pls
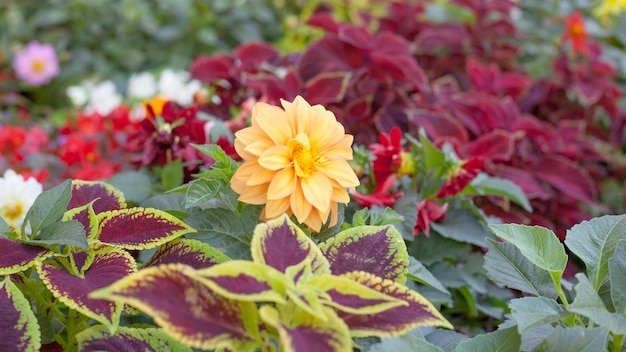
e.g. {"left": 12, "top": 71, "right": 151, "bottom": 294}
{"left": 291, "top": 140, "right": 319, "bottom": 178}
{"left": 2, "top": 202, "right": 24, "bottom": 222}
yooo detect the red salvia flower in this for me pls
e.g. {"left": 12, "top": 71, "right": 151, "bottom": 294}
{"left": 436, "top": 156, "right": 484, "bottom": 198}
{"left": 370, "top": 127, "right": 403, "bottom": 183}
{"left": 58, "top": 134, "right": 100, "bottom": 167}
{"left": 562, "top": 11, "right": 588, "bottom": 56}
{"left": 351, "top": 174, "right": 404, "bottom": 208}
{"left": 414, "top": 199, "right": 448, "bottom": 237}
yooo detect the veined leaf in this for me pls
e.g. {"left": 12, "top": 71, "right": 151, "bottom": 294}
{"left": 465, "top": 174, "right": 532, "bottom": 212}
{"left": 251, "top": 214, "right": 330, "bottom": 277}
{"left": 609, "top": 240, "right": 626, "bottom": 313}
{"left": 184, "top": 178, "right": 221, "bottom": 208}
{"left": 143, "top": 238, "right": 230, "bottom": 269}
{"left": 106, "top": 171, "right": 153, "bottom": 204}
{"left": 259, "top": 304, "right": 352, "bottom": 352}
{"left": 195, "top": 260, "right": 290, "bottom": 304}
{"left": 319, "top": 225, "right": 408, "bottom": 284}
{"left": 453, "top": 326, "right": 520, "bottom": 352}
{"left": 489, "top": 224, "right": 566, "bottom": 279}
{"left": 0, "top": 277, "right": 41, "bottom": 351}
{"left": 192, "top": 143, "right": 240, "bottom": 174}
{"left": 569, "top": 273, "right": 626, "bottom": 334}
{"left": 369, "top": 333, "right": 444, "bottom": 352}
{"left": 76, "top": 325, "right": 192, "bottom": 352}
{"left": 336, "top": 271, "right": 452, "bottom": 337}
{"left": 97, "top": 207, "right": 195, "bottom": 250}
{"left": 307, "top": 274, "right": 406, "bottom": 315}
{"left": 37, "top": 246, "right": 136, "bottom": 332}
{"left": 535, "top": 326, "right": 609, "bottom": 352}
{"left": 509, "top": 297, "right": 569, "bottom": 333}
{"left": 68, "top": 180, "right": 126, "bottom": 213}
{"left": 407, "top": 257, "right": 450, "bottom": 295}
{"left": 91, "top": 264, "right": 259, "bottom": 352}
{"left": 431, "top": 207, "right": 493, "bottom": 247}
{"left": 21, "top": 220, "right": 88, "bottom": 249}
{"left": 484, "top": 239, "right": 558, "bottom": 298}
{"left": 0, "top": 237, "right": 50, "bottom": 275}
{"left": 22, "top": 179, "right": 71, "bottom": 237}
{"left": 565, "top": 215, "right": 626, "bottom": 290}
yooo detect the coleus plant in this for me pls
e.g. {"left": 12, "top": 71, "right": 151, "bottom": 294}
{"left": 91, "top": 214, "right": 452, "bottom": 351}
{"left": 0, "top": 179, "right": 201, "bottom": 351}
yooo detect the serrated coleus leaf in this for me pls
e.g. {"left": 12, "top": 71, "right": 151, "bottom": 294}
{"left": 96, "top": 207, "right": 195, "bottom": 250}
{"left": 259, "top": 304, "right": 352, "bottom": 352}
{"left": 68, "top": 180, "right": 126, "bottom": 212}
{"left": 37, "top": 246, "right": 136, "bottom": 332}
{"left": 0, "top": 237, "right": 51, "bottom": 275}
{"left": 64, "top": 201, "right": 99, "bottom": 240}
{"left": 336, "top": 271, "right": 452, "bottom": 337}
{"left": 0, "top": 277, "right": 41, "bottom": 352}
{"left": 318, "top": 225, "right": 408, "bottom": 284}
{"left": 142, "top": 238, "right": 230, "bottom": 269}
{"left": 76, "top": 325, "right": 191, "bottom": 352}
{"left": 91, "top": 264, "right": 260, "bottom": 352}
{"left": 251, "top": 214, "right": 330, "bottom": 278}
{"left": 306, "top": 274, "right": 406, "bottom": 315}
{"left": 196, "top": 260, "right": 290, "bottom": 304}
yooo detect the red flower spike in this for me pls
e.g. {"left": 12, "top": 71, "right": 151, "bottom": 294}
{"left": 370, "top": 127, "right": 404, "bottom": 183}
{"left": 436, "top": 157, "right": 484, "bottom": 198}
{"left": 351, "top": 175, "right": 403, "bottom": 208}
{"left": 562, "top": 12, "right": 588, "bottom": 56}
{"left": 414, "top": 200, "right": 448, "bottom": 237}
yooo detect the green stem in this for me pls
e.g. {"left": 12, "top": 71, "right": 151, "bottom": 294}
{"left": 611, "top": 333, "right": 624, "bottom": 352}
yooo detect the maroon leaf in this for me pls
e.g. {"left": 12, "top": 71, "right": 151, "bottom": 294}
{"left": 97, "top": 208, "right": 195, "bottom": 250}
{"left": 68, "top": 181, "right": 126, "bottom": 213}
{"left": 37, "top": 247, "right": 136, "bottom": 330}
{"left": 0, "top": 278, "right": 40, "bottom": 351}
{"left": 304, "top": 72, "right": 352, "bottom": 105}
{"left": 235, "top": 42, "right": 280, "bottom": 70}
{"left": 533, "top": 155, "right": 597, "bottom": 202}
{"left": 0, "top": 237, "right": 50, "bottom": 275}
{"left": 464, "top": 130, "right": 516, "bottom": 162}
{"left": 76, "top": 325, "right": 191, "bottom": 352}
{"left": 143, "top": 238, "right": 229, "bottom": 270}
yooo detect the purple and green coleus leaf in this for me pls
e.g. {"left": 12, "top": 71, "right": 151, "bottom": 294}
{"left": 318, "top": 225, "right": 409, "bottom": 284}
{"left": 259, "top": 303, "right": 352, "bottom": 352}
{"left": 0, "top": 277, "right": 41, "bottom": 352}
{"left": 90, "top": 263, "right": 260, "bottom": 352}
{"left": 65, "top": 180, "right": 126, "bottom": 239}
{"left": 96, "top": 207, "right": 195, "bottom": 250}
{"left": 37, "top": 246, "right": 137, "bottom": 332}
{"left": 142, "top": 238, "right": 230, "bottom": 269}
{"left": 251, "top": 214, "right": 330, "bottom": 278}
{"left": 76, "top": 325, "right": 191, "bottom": 352}
{"left": 336, "top": 271, "right": 453, "bottom": 337}
{"left": 0, "top": 237, "right": 51, "bottom": 275}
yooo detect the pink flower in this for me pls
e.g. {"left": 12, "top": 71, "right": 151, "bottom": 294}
{"left": 414, "top": 200, "right": 448, "bottom": 237}
{"left": 12, "top": 41, "right": 60, "bottom": 86}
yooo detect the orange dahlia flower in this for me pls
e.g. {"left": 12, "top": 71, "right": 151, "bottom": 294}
{"left": 231, "top": 96, "right": 359, "bottom": 231}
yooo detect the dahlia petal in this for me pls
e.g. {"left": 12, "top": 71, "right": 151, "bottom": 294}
{"left": 247, "top": 167, "right": 276, "bottom": 186}
{"left": 301, "top": 173, "right": 333, "bottom": 212}
{"left": 267, "top": 167, "right": 297, "bottom": 200}
{"left": 310, "top": 112, "right": 344, "bottom": 149}
{"left": 264, "top": 197, "right": 291, "bottom": 219}
{"left": 291, "top": 182, "right": 312, "bottom": 224}
{"left": 258, "top": 145, "right": 292, "bottom": 171}
{"left": 238, "top": 184, "right": 269, "bottom": 204}
{"left": 318, "top": 160, "right": 360, "bottom": 188}
{"left": 331, "top": 188, "right": 350, "bottom": 204}
{"left": 304, "top": 209, "right": 325, "bottom": 232}
{"left": 245, "top": 139, "right": 276, "bottom": 158}
{"left": 235, "top": 127, "right": 267, "bottom": 146}
{"left": 234, "top": 139, "right": 256, "bottom": 160}
{"left": 253, "top": 103, "right": 292, "bottom": 145}
{"left": 321, "top": 135, "right": 354, "bottom": 160}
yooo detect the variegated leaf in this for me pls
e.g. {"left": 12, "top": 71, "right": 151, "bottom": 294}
{"left": 142, "top": 238, "right": 230, "bottom": 269}
{"left": 97, "top": 208, "right": 195, "bottom": 250}
{"left": 90, "top": 264, "right": 260, "bottom": 352}
{"left": 37, "top": 247, "right": 136, "bottom": 332}
{"left": 287, "top": 288, "right": 328, "bottom": 321}
{"left": 251, "top": 214, "right": 330, "bottom": 278}
{"left": 70, "top": 251, "right": 95, "bottom": 275}
{"left": 259, "top": 304, "right": 351, "bottom": 352}
{"left": 0, "top": 237, "right": 50, "bottom": 275}
{"left": 337, "top": 271, "right": 452, "bottom": 337}
{"left": 0, "top": 277, "right": 41, "bottom": 351}
{"left": 64, "top": 201, "right": 99, "bottom": 240}
{"left": 195, "top": 260, "right": 290, "bottom": 303}
{"left": 68, "top": 180, "right": 126, "bottom": 213}
{"left": 76, "top": 325, "right": 191, "bottom": 352}
{"left": 306, "top": 274, "right": 406, "bottom": 315}
{"left": 318, "top": 225, "right": 408, "bottom": 284}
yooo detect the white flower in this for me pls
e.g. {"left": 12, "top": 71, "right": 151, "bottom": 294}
{"left": 66, "top": 81, "right": 95, "bottom": 107}
{"left": 0, "top": 170, "right": 43, "bottom": 231}
{"left": 157, "top": 69, "right": 201, "bottom": 106}
{"left": 87, "top": 80, "right": 122, "bottom": 115}
{"left": 127, "top": 72, "right": 157, "bottom": 100}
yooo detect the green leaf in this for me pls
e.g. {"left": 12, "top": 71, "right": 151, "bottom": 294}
{"left": 408, "top": 232, "right": 470, "bottom": 266}
{"left": 509, "top": 297, "right": 568, "bottom": 333}
{"left": 609, "top": 240, "right": 626, "bottom": 313}
{"left": 156, "top": 158, "right": 184, "bottom": 191}
{"left": 535, "top": 326, "right": 609, "bottom": 352}
{"left": 0, "top": 216, "right": 11, "bottom": 235}
{"left": 22, "top": 179, "right": 72, "bottom": 237}
{"left": 489, "top": 224, "right": 567, "bottom": 278}
{"left": 419, "top": 131, "right": 445, "bottom": 172}
{"left": 192, "top": 143, "right": 239, "bottom": 176}
{"left": 484, "top": 239, "right": 559, "bottom": 298}
{"left": 0, "top": 277, "right": 41, "bottom": 351}
{"left": 20, "top": 220, "right": 88, "bottom": 249}
{"left": 569, "top": 274, "right": 626, "bottom": 334}
{"left": 431, "top": 207, "right": 493, "bottom": 247}
{"left": 76, "top": 325, "right": 192, "bottom": 352}
{"left": 106, "top": 171, "right": 154, "bottom": 204}
{"left": 453, "top": 326, "right": 520, "bottom": 352}
{"left": 407, "top": 257, "right": 450, "bottom": 295}
{"left": 464, "top": 174, "right": 532, "bottom": 212}
{"left": 369, "top": 333, "right": 444, "bottom": 352}
{"left": 565, "top": 214, "right": 626, "bottom": 290}
{"left": 185, "top": 178, "right": 220, "bottom": 208}
{"left": 185, "top": 206, "right": 261, "bottom": 260}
